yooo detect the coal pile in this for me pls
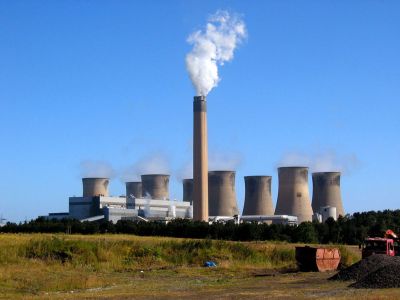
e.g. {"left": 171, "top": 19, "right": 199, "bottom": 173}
{"left": 330, "top": 254, "right": 400, "bottom": 281}
{"left": 350, "top": 263, "right": 400, "bottom": 288}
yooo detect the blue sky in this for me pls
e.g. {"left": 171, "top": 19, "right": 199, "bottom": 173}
{"left": 0, "top": 1, "right": 399, "bottom": 222}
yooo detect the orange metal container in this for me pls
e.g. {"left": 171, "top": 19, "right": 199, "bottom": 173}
{"left": 295, "top": 246, "right": 341, "bottom": 272}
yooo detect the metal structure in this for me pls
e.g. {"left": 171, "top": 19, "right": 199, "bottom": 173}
{"left": 193, "top": 95, "right": 208, "bottom": 221}
{"left": 312, "top": 172, "right": 345, "bottom": 218}
{"left": 182, "top": 179, "right": 193, "bottom": 204}
{"left": 125, "top": 181, "right": 142, "bottom": 199}
{"left": 320, "top": 206, "right": 337, "bottom": 222}
{"left": 275, "top": 167, "right": 313, "bottom": 223}
{"left": 242, "top": 176, "right": 274, "bottom": 216}
{"left": 82, "top": 177, "right": 109, "bottom": 197}
{"left": 208, "top": 170, "right": 239, "bottom": 217}
{"left": 141, "top": 174, "right": 170, "bottom": 199}
{"left": 295, "top": 247, "right": 341, "bottom": 272}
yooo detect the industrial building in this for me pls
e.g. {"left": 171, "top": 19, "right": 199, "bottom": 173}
{"left": 311, "top": 172, "right": 345, "bottom": 219}
{"left": 45, "top": 165, "right": 345, "bottom": 226}
{"left": 275, "top": 167, "right": 314, "bottom": 223}
{"left": 46, "top": 176, "right": 192, "bottom": 223}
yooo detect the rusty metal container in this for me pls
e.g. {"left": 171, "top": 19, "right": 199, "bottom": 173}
{"left": 295, "top": 246, "right": 341, "bottom": 272}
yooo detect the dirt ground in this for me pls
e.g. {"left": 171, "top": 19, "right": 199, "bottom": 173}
{"left": 12, "top": 268, "right": 400, "bottom": 300}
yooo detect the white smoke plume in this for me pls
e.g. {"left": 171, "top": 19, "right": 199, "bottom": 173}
{"left": 120, "top": 153, "right": 170, "bottom": 182}
{"left": 278, "top": 150, "right": 361, "bottom": 175}
{"left": 186, "top": 10, "right": 246, "bottom": 96}
{"left": 176, "top": 161, "right": 193, "bottom": 181}
{"left": 80, "top": 160, "right": 116, "bottom": 178}
{"left": 209, "top": 151, "right": 243, "bottom": 171}
{"left": 177, "top": 150, "right": 243, "bottom": 180}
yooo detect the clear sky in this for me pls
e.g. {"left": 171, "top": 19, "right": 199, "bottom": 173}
{"left": 0, "top": 1, "right": 399, "bottom": 222}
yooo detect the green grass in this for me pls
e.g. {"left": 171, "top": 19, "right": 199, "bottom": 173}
{"left": 0, "top": 234, "right": 361, "bottom": 299}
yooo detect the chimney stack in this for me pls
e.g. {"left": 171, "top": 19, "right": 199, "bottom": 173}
{"left": 125, "top": 181, "right": 142, "bottom": 199}
{"left": 141, "top": 174, "right": 170, "bottom": 199}
{"left": 183, "top": 179, "right": 194, "bottom": 204}
{"left": 242, "top": 176, "right": 274, "bottom": 216}
{"left": 193, "top": 95, "right": 208, "bottom": 221}
{"left": 82, "top": 178, "right": 109, "bottom": 197}
{"left": 208, "top": 171, "right": 239, "bottom": 217}
{"left": 312, "top": 172, "right": 345, "bottom": 218}
{"left": 275, "top": 167, "right": 313, "bottom": 223}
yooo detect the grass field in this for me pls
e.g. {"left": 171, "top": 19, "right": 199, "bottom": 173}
{"left": 1, "top": 233, "right": 399, "bottom": 299}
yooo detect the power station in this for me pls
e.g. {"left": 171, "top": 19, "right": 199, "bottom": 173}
{"left": 275, "top": 167, "right": 314, "bottom": 223}
{"left": 193, "top": 95, "right": 208, "bottom": 222}
{"left": 208, "top": 171, "right": 239, "bottom": 217}
{"left": 242, "top": 176, "right": 274, "bottom": 216}
{"left": 44, "top": 95, "right": 346, "bottom": 225}
{"left": 312, "top": 172, "right": 345, "bottom": 219}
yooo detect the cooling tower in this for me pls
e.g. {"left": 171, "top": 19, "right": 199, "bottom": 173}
{"left": 275, "top": 167, "right": 313, "bottom": 223}
{"left": 193, "top": 95, "right": 208, "bottom": 221}
{"left": 312, "top": 172, "right": 345, "bottom": 218}
{"left": 183, "top": 179, "right": 193, "bottom": 204}
{"left": 82, "top": 178, "right": 109, "bottom": 197}
{"left": 208, "top": 171, "right": 239, "bottom": 217}
{"left": 141, "top": 174, "right": 170, "bottom": 200}
{"left": 125, "top": 182, "right": 142, "bottom": 199}
{"left": 242, "top": 176, "right": 274, "bottom": 216}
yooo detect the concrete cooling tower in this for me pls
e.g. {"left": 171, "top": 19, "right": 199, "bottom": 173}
{"left": 275, "top": 167, "right": 313, "bottom": 223}
{"left": 141, "top": 174, "right": 170, "bottom": 200}
{"left": 312, "top": 172, "right": 345, "bottom": 218}
{"left": 208, "top": 171, "right": 239, "bottom": 217}
{"left": 82, "top": 178, "right": 109, "bottom": 197}
{"left": 125, "top": 182, "right": 142, "bottom": 199}
{"left": 183, "top": 179, "right": 193, "bottom": 204}
{"left": 242, "top": 176, "right": 274, "bottom": 216}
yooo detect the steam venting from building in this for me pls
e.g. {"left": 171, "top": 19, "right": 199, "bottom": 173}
{"left": 121, "top": 153, "right": 170, "bottom": 182}
{"left": 82, "top": 178, "right": 109, "bottom": 197}
{"left": 208, "top": 171, "right": 239, "bottom": 216}
{"left": 274, "top": 167, "right": 313, "bottom": 223}
{"left": 141, "top": 174, "right": 170, "bottom": 200}
{"left": 125, "top": 182, "right": 142, "bottom": 199}
{"left": 185, "top": 10, "right": 246, "bottom": 96}
{"left": 312, "top": 172, "right": 345, "bottom": 218}
{"left": 182, "top": 179, "right": 193, "bottom": 204}
{"left": 242, "top": 176, "right": 274, "bottom": 216}
{"left": 80, "top": 160, "right": 115, "bottom": 179}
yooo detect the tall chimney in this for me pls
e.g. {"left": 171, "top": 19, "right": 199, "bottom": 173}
{"left": 125, "top": 181, "right": 142, "bottom": 199}
{"left": 82, "top": 178, "right": 109, "bottom": 197}
{"left": 193, "top": 95, "right": 208, "bottom": 221}
{"left": 275, "top": 167, "right": 313, "bottom": 223}
{"left": 141, "top": 174, "right": 170, "bottom": 199}
{"left": 208, "top": 171, "right": 239, "bottom": 217}
{"left": 312, "top": 172, "right": 345, "bottom": 218}
{"left": 183, "top": 179, "right": 194, "bottom": 204}
{"left": 242, "top": 176, "right": 274, "bottom": 216}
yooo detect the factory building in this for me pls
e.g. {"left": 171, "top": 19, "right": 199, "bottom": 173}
{"left": 312, "top": 172, "right": 345, "bottom": 219}
{"left": 45, "top": 165, "right": 345, "bottom": 226}
{"left": 275, "top": 167, "right": 314, "bottom": 223}
{"left": 46, "top": 177, "right": 192, "bottom": 223}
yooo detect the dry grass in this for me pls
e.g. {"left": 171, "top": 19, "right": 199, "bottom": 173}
{"left": 1, "top": 233, "right": 390, "bottom": 300}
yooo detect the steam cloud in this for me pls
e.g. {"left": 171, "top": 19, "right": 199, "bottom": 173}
{"left": 120, "top": 153, "right": 170, "bottom": 182}
{"left": 209, "top": 151, "right": 243, "bottom": 171}
{"left": 278, "top": 150, "right": 361, "bottom": 175}
{"left": 177, "top": 151, "right": 243, "bottom": 180}
{"left": 186, "top": 10, "right": 246, "bottom": 96}
{"left": 80, "top": 160, "right": 116, "bottom": 178}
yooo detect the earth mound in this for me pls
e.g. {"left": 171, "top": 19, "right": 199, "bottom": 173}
{"left": 330, "top": 254, "right": 400, "bottom": 281}
{"left": 350, "top": 263, "right": 400, "bottom": 288}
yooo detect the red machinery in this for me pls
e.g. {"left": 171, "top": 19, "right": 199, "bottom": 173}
{"left": 361, "top": 230, "right": 398, "bottom": 259}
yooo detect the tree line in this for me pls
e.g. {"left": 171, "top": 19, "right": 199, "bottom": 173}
{"left": 2, "top": 209, "right": 400, "bottom": 244}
